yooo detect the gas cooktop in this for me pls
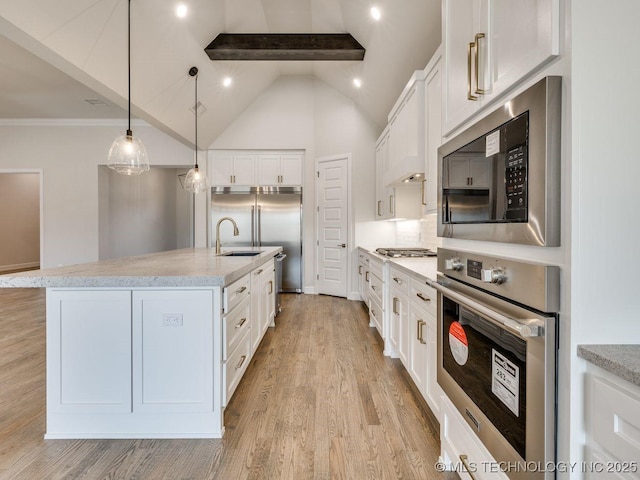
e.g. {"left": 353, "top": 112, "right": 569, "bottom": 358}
{"left": 375, "top": 248, "right": 437, "bottom": 258}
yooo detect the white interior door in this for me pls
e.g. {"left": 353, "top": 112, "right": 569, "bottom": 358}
{"left": 317, "top": 155, "right": 349, "bottom": 297}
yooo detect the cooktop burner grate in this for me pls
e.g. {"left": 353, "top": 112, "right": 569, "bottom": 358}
{"left": 375, "top": 248, "right": 437, "bottom": 258}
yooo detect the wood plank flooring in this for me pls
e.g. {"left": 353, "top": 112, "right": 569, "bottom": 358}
{"left": 0, "top": 289, "right": 456, "bottom": 479}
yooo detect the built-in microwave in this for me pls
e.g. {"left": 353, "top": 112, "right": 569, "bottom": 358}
{"left": 438, "top": 76, "right": 562, "bottom": 246}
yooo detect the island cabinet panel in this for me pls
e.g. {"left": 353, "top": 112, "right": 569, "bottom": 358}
{"left": 132, "top": 290, "right": 214, "bottom": 413}
{"left": 47, "top": 290, "right": 132, "bottom": 414}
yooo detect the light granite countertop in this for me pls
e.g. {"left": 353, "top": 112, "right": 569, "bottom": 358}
{"left": 0, "top": 246, "right": 282, "bottom": 289}
{"left": 358, "top": 246, "right": 438, "bottom": 284}
{"left": 577, "top": 344, "right": 640, "bottom": 387}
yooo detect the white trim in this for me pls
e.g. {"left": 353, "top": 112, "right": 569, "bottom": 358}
{"left": 315, "top": 153, "right": 353, "bottom": 298}
{"left": 0, "top": 119, "right": 149, "bottom": 127}
{"left": 0, "top": 168, "right": 44, "bottom": 270}
{"left": 0, "top": 262, "right": 40, "bottom": 273}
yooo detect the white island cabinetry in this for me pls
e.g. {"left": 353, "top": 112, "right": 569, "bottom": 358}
{"left": 2, "top": 246, "right": 282, "bottom": 439}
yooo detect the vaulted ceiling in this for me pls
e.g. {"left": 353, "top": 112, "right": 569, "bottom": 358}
{"left": 0, "top": 0, "right": 441, "bottom": 147}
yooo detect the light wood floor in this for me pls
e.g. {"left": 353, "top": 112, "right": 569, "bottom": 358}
{"left": 0, "top": 289, "right": 456, "bottom": 479}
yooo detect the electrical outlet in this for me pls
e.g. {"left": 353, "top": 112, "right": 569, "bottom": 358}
{"left": 162, "top": 313, "right": 183, "bottom": 327}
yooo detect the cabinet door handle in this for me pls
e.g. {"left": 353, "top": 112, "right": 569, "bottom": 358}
{"left": 392, "top": 297, "right": 399, "bottom": 315}
{"left": 389, "top": 195, "right": 394, "bottom": 214}
{"left": 459, "top": 455, "right": 477, "bottom": 480}
{"left": 235, "top": 355, "right": 247, "bottom": 370}
{"left": 236, "top": 317, "right": 247, "bottom": 329}
{"left": 236, "top": 286, "right": 247, "bottom": 294}
{"left": 393, "top": 277, "right": 403, "bottom": 284}
{"left": 474, "top": 33, "right": 486, "bottom": 95}
{"left": 467, "top": 41, "right": 478, "bottom": 101}
{"left": 365, "top": 271, "right": 370, "bottom": 282}
{"left": 421, "top": 179, "right": 427, "bottom": 206}
{"left": 268, "top": 280, "right": 273, "bottom": 294}
{"left": 416, "top": 292, "right": 431, "bottom": 303}
{"left": 256, "top": 269, "right": 263, "bottom": 275}
{"left": 418, "top": 320, "right": 427, "bottom": 344}
{"left": 359, "top": 266, "right": 363, "bottom": 275}
{"left": 377, "top": 200, "right": 382, "bottom": 216}
{"left": 371, "top": 285, "right": 377, "bottom": 292}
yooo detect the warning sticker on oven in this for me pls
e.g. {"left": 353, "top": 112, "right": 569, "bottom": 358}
{"left": 492, "top": 349, "right": 520, "bottom": 416}
{"left": 448, "top": 321, "right": 469, "bottom": 366}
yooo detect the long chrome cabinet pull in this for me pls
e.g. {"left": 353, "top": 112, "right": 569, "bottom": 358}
{"left": 459, "top": 455, "right": 477, "bottom": 480}
{"left": 392, "top": 297, "right": 399, "bottom": 315}
{"left": 251, "top": 205, "right": 255, "bottom": 247}
{"left": 257, "top": 205, "right": 262, "bottom": 246}
{"left": 235, "top": 355, "right": 247, "bottom": 370}
{"left": 389, "top": 195, "right": 394, "bottom": 214}
{"left": 377, "top": 200, "right": 382, "bottom": 216}
{"left": 474, "top": 33, "right": 486, "bottom": 95}
{"left": 421, "top": 179, "right": 427, "bottom": 206}
{"left": 359, "top": 266, "right": 363, "bottom": 275}
{"left": 365, "top": 271, "right": 370, "bottom": 282}
{"left": 236, "top": 317, "right": 247, "bottom": 329}
{"left": 467, "top": 41, "right": 478, "bottom": 101}
{"left": 416, "top": 292, "right": 431, "bottom": 303}
{"left": 268, "top": 280, "right": 273, "bottom": 294}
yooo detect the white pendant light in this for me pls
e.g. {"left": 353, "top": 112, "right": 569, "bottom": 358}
{"left": 183, "top": 67, "right": 208, "bottom": 194}
{"left": 107, "top": 0, "right": 149, "bottom": 175}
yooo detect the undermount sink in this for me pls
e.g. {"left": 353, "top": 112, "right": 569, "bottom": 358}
{"left": 218, "top": 251, "right": 263, "bottom": 257}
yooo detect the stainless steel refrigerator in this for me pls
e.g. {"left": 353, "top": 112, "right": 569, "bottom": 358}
{"left": 210, "top": 186, "right": 302, "bottom": 292}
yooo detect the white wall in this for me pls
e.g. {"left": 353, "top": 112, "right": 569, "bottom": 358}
{"left": 210, "top": 75, "right": 395, "bottom": 294}
{"left": 0, "top": 121, "right": 194, "bottom": 267}
{"left": 0, "top": 172, "right": 40, "bottom": 271}
{"left": 98, "top": 166, "right": 192, "bottom": 260}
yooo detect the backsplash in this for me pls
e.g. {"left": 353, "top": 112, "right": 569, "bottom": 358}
{"left": 394, "top": 215, "right": 439, "bottom": 250}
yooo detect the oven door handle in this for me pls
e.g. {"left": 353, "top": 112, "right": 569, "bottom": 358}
{"left": 432, "top": 281, "right": 542, "bottom": 339}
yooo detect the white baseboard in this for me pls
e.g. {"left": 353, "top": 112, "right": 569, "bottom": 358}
{"left": 304, "top": 286, "right": 316, "bottom": 294}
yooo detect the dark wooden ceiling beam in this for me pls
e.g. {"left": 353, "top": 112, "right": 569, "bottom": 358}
{"left": 204, "top": 33, "right": 365, "bottom": 61}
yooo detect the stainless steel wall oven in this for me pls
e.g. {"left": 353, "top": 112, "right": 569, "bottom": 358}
{"left": 437, "top": 76, "right": 562, "bottom": 246}
{"left": 434, "top": 248, "right": 560, "bottom": 480}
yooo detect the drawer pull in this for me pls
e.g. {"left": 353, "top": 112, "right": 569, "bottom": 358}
{"left": 459, "top": 454, "right": 476, "bottom": 480}
{"left": 236, "top": 286, "right": 247, "bottom": 294}
{"left": 393, "top": 276, "right": 403, "bottom": 284}
{"left": 365, "top": 271, "right": 370, "bottom": 282}
{"left": 371, "top": 285, "right": 377, "bottom": 292}
{"left": 235, "top": 355, "right": 247, "bottom": 370}
{"left": 255, "top": 269, "right": 263, "bottom": 275}
{"left": 269, "top": 280, "right": 273, "bottom": 294}
{"left": 235, "top": 317, "right": 247, "bottom": 329}
{"left": 359, "top": 265, "right": 363, "bottom": 275}
{"left": 392, "top": 297, "right": 399, "bottom": 315}
{"left": 416, "top": 292, "right": 431, "bottom": 303}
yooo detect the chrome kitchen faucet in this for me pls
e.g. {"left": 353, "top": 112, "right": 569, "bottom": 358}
{"left": 215, "top": 217, "right": 239, "bottom": 255}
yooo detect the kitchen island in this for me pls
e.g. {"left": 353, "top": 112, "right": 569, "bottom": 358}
{"left": 0, "top": 246, "right": 282, "bottom": 439}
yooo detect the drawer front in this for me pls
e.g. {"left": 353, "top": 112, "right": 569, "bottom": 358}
{"left": 369, "top": 257, "right": 383, "bottom": 281}
{"left": 590, "top": 374, "right": 640, "bottom": 464}
{"left": 225, "top": 330, "right": 251, "bottom": 405}
{"left": 410, "top": 277, "right": 436, "bottom": 313}
{"left": 369, "top": 296, "right": 383, "bottom": 338}
{"left": 223, "top": 273, "right": 250, "bottom": 314}
{"left": 369, "top": 271, "right": 383, "bottom": 306}
{"left": 223, "top": 296, "right": 250, "bottom": 361}
{"left": 254, "top": 258, "right": 274, "bottom": 277}
{"left": 389, "top": 266, "right": 409, "bottom": 295}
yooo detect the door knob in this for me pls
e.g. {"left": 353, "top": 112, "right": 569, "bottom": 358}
{"left": 338, "top": 243, "right": 346, "bottom": 248}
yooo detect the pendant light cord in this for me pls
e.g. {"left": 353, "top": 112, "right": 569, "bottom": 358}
{"left": 127, "top": 0, "right": 132, "bottom": 136}
{"left": 194, "top": 73, "right": 198, "bottom": 169}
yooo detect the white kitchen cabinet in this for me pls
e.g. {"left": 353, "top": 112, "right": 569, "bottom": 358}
{"left": 357, "top": 249, "right": 369, "bottom": 302}
{"left": 132, "top": 290, "right": 214, "bottom": 413}
{"left": 444, "top": 154, "right": 491, "bottom": 189}
{"left": 387, "top": 76, "right": 421, "bottom": 183}
{"left": 375, "top": 129, "right": 393, "bottom": 220}
{"left": 440, "top": 395, "right": 508, "bottom": 480}
{"left": 260, "top": 260, "right": 276, "bottom": 334}
{"left": 210, "top": 153, "right": 256, "bottom": 186}
{"left": 47, "top": 290, "right": 132, "bottom": 414}
{"left": 585, "top": 364, "right": 640, "bottom": 478}
{"left": 389, "top": 266, "right": 410, "bottom": 365}
{"left": 423, "top": 50, "right": 442, "bottom": 214}
{"left": 257, "top": 154, "right": 303, "bottom": 186}
{"left": 442, "top": 0, "right": 559, "bottom": 135}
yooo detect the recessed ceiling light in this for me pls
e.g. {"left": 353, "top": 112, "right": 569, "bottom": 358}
{"left": 353, "top": 78, "right": 362, "bottom": 88}
{"left": 223, "top": 77, "right": 233, "bottom": 87}
{"left": 176, "top": 3, "right": 188, "bottom": 18}
{"left": 370, "top": 6, "right": 381, "bottom": 21}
